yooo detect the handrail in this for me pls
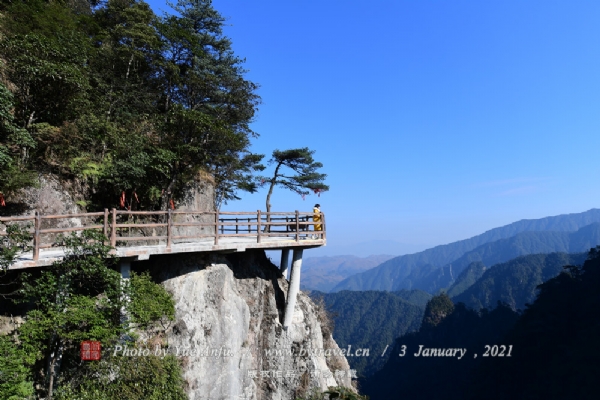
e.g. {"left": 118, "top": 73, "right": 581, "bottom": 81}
{"left": 0, "top": 209, "right": 325, "bottom": 261}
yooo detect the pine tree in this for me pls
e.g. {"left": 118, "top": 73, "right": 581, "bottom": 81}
{"left": 260, "top": 147, "right": 329, "bottom": 225}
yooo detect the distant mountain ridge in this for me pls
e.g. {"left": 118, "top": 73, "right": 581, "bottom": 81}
{"left": 362, "top": 248, "right": 600, "bottom": 400}
{"left": 300, "top": 255, "right": 395, "bottom": 292}
{"left": 452, "top": 252, "right": 587, "bottom": 311}
{"left": 332, "top": 209, "right": 600, "bottom": 293}
{"left": 308, "top": 240, "right": 429, "bottom": 258}
{"left": 409, "top": 224, "right": 600, "bottom": 292}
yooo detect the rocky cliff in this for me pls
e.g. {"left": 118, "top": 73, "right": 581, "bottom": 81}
{"left": 2, "top": 175, "right": 354, "bottom": 398}
{"left": 136, "top": 250, "right": 354, "bottom": 399}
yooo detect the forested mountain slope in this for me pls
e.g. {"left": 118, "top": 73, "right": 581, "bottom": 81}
{"left": 320, "top": 251, "right": 586, "bottom": 381}
{"left": 333, "top": 212, "right": 600, "bottom": 292}
{"left": 452, "top": 252, "right": 587, "bottom": 311}
{"left": 361, "top": 294, "right": 520, "bottom": 400}
{"left": 0, "top": 2, "right": 354, "bottom": 399}
{"left": 466, "top": 248, "right": 600, "bottom": 399}
{"left": 410, "top": 224, "right": 600, "bottom": 292}
{"left": 446, "top": 261, "right": 487, "bottom": 297}
{"left": 314, "top": 289, "right": 430, "bottom": 376}
{"left": 362, "top": 248, "right": 600, "bottom": 399}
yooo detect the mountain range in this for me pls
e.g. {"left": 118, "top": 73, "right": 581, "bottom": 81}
{"left": 300, "top": 254, "right": 395, "bottom": 292}
{"left": 307, "top": 240, "right": 429, "bottom": 257}
{"left": 362, "top": 247, "right": 600, "bottom": 399}
{"left": 332, "top": 209, "right": 600, "bottom": 293}
{"left": 451, "top": 252, "right": 587, "bottom": 311}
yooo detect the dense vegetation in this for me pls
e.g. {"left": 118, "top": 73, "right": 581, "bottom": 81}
{"left": 0, "top": 0, "right": 263, "bottom": 210}
{"left": 445, "top": 261, "right": 487, "bottom": 297}
{"left": 0, "top": 229, "right": 183, "bottom": 399}
{"left": 315, "top": 289, "right": 430, "bottom": 376}
{"left": 467, "top": 247, "right": 600, "bottom": 399}
{"left": 452, "top": 252, "right": 587, "bottom": 311}
{"left": 361, "top": 247, "right": 600, "bottom": 399}
{"left": 362, "top": 295, "right": 519, "bottom": 399}
{"left": 322, "top": 251, "right": 590, "bottom": 381}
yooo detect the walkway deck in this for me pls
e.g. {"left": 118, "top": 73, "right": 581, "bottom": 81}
{"left": 8, "top": 236, "right": 325, "bottom": 270}
{"left": 1, "top": 209, "right": 326, "bottom": 270}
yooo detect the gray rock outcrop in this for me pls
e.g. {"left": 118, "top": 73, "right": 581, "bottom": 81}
{"left": 138, "top": 250, "right": 354, "bottom": 400}
{"left": 1, "top": 174, "right": 86, "bottom": 244}
{"left": 173, "top": 175, "right": 216, "bottom": 241}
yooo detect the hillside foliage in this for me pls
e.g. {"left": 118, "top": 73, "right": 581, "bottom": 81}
{"left": 362, "top": 296, "right": 520, "bottom": 399}
{"left": 315, "top": 289, "right": 428, "bottom": 376}
{"left": 361, "top": 247, "right": 600, "bottom": 400}
{"left": 467, "top": 246, "right": 600, "bottom": 399}
{"left": 452, "top": 252, "right": 587, "bottom": 311}
{"left": 0, "top": 229, "right": 184, "bottom": 399}
{"left": 0, "top": 0, "right": 263, "bottom": 210}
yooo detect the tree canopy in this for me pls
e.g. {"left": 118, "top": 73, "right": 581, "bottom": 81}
{"left": 0, "top": 0, "right": 263, "bottom": 210}
{"left": 0, "top": 229, "right": 183, "bottom": 399}
{"left": 260, "top": 147, "right": 329, "bottom": 215}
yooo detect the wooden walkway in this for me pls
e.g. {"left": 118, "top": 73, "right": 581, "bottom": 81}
{"left": 1, "top": 209, "right": 326, "bottom": 270}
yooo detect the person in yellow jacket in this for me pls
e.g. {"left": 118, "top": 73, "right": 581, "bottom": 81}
{"left": 312, "top": 204, "right": 322, "bottom": 239}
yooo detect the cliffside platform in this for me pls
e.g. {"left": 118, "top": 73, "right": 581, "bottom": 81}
{"left": 1, "top": 209, "right": 326, "bottom": 270}
{"left": 7, "top": 236, "right": 324, "bottom": 270}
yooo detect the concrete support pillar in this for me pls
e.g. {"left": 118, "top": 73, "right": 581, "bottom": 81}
{"left": 120, "top": 259, "right": 131, "bottom": 280}
{"left": 280, "top": 249, "right": 290, "bottom": 279}
{"left": 283, "top": 248, "right": 303, "bottom": 330}
{"left": 120, "top": 259, "right": 131, "bottom": 327}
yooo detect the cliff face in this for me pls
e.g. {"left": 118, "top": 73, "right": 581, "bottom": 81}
{"left": 4, "top": 176, "right": 352, "bottom": 398}
{"left": 173, "top": 175, "right": 216, "bottom": 239}
{"left": 137, "top": 250, "right": 354, "bottom": 400}
{"left": 3, "top": 174, "right": 84, "bottom": 220}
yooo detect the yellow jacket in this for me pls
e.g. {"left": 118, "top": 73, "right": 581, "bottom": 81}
{"left": 313, "top": 207, "right": 322, "bottom": 231}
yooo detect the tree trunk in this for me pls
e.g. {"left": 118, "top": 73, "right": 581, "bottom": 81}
{"left": 265, "top": 163, "right": 282, "bottom": 233}
{"left": 47, "top": 338, "right": 64, "bottom": 399}
{"left": 26, "top": 110, "right": 35, "bottom": 128}
{"left": 125, "top": 52, "right": 134, "bottom": 81}
{"left": 161, "top": 172, "right": 178, "bottom": 211}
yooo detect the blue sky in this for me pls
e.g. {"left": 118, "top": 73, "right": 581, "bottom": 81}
{"left": 148, "top": 0, "right": 600, "bottom": 255}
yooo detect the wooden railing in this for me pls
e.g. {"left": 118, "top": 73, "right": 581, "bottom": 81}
{"left": 0, "top": 209, "right": 326, "bottom": 261}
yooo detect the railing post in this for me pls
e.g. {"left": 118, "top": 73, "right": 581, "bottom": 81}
{"left": 257, "top": 210, "right": 261, "bottom": 243}
{"left": 248, "top": 218, "right": 250, "bottom": 233}
{"left": 33, "top": 211, "right": 41, "bottom": 261}
{"left": 214, "top": 212, "right": 219, "bottom": 245}
{"left": 235, "top": 218, "right": 238, "bottom": 235}
{"left": 110, "top": 208, "right": 117, "bottom": 247}
{"left": 103, "top": 208, "right": 108, "bottom": 244}
{"left": 167, "top": 209, "right": 172, "bottom": 250}
{"left": 321, "top": 212, "right": 326, "bottom": 240}
{"left": 295, "top": 210, "right": 300, "bottom": 242}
